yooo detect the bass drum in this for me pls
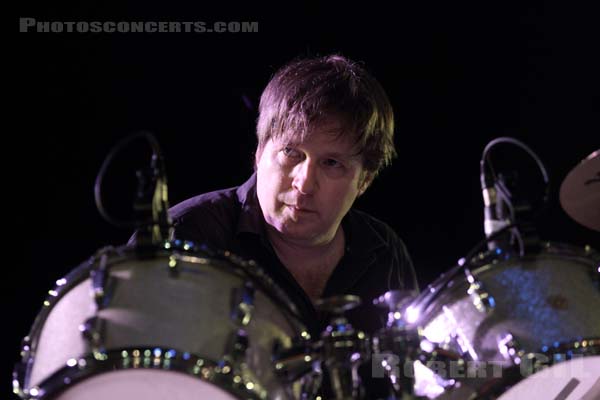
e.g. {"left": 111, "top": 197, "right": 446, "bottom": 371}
{"left": 13, "top": 241, "right": 316, "bottom": 400}
{"left": 410, "top": 242, "right": 600, "bottom": 399}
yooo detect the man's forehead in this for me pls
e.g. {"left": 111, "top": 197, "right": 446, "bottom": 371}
{"left": 278, "top": 122, "right": 357, "bottom": 144}
{"left": 276, "top": 131, "right": 356, "bottom": 147}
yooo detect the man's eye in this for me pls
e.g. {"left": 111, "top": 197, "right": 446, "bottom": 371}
{"left": 282, "top": 147, "right": 300, "bottom": 158}
{"left": 323, "top": 158, "right": 342, "bottom": 168}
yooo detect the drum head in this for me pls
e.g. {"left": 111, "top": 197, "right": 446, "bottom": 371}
{"left": 50, "top": 369, "right": 237, "bottom": 400}
{"left": 499, "top": 356, "right": 600, "bottom": 400}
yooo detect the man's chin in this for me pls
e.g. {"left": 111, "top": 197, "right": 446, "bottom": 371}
{"left": 277, "top": 226, "right": 332, "bottom": 246}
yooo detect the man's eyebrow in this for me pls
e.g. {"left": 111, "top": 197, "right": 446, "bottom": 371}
{"left": 275, "top": 139, "right": 362, "bottom": 160}
{"left": 322, "top": 151, "right": 361, "bottom": 160}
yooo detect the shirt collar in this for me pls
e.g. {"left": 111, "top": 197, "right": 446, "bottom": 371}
{"left": 342, "top": 209, "right": 387, "bottom": 257}
{"left": 235, "top": 172, "right": 266, "bottom": 237}
{"left": 320, "top": 208, "right": 388, "bottom": 295}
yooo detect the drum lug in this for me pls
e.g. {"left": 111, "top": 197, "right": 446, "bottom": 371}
{"left": 18, "top": 335, "right": 32, "bottom": 361}
{"left": 167, "top": 254, "right": 179, "bottom": 277}
{"left": 272, "top": 338, "right": 317, "bottom": 382}
{"left": 222, "top": 282, "right": 255, "bottom": 365}
{"left": 223, "top": 328, "right": 249, "bottom": 363}
{"left": 497, "top": 332, "right": 526, "bottom": 365}
{"left": 465, "top": 272, "right": 496, "bottom": 313}
{"left": 79, "top": 316, "right": 106, "bottom": 355}
{"left": 12, "top": 336, "right": 31, "bottom": 397}
{"left": 90, "top": 252, "right": 112, "bottom": 309}
{"left": 230, "top": 282, "right": 255, "bottom": 326}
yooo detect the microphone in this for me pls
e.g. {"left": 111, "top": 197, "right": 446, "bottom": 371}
{"left": 149, "top": 151, "right": 173, "bottom": 244}
{"left": 481, "top": 163, "right": 510, "bottom": 250}
{"left": 479, "top": 137, "right": 547, "bottom": 256}
{"left": 131, "top": 134, "right": 173, "bottom": 248}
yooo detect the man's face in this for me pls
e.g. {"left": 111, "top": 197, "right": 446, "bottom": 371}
{"left": 256, "top": 121, "right": 370, "bottom": 246}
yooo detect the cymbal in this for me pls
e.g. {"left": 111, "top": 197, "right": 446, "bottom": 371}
{"left": 559, "top": 150, "right": 600, "bottom": 231}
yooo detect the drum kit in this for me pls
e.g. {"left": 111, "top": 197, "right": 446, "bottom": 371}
{"left": 12, "top": 136, "right": 600, "bottom": 400}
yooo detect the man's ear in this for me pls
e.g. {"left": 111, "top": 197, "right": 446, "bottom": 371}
{"left": 358, "top": 172, "right": 374, "bottom": 196}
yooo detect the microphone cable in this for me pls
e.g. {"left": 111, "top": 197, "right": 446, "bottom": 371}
{"left": 94, "top": 130, "right": 168, "bottom": 229}
{"left": 480, "top": 136, "right": 550, "bottom": 256}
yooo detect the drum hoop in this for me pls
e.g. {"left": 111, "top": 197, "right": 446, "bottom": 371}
{"left": 16, "top": 346, "right": 268, "bottom": 400}
{"left": 14, "top": 241, "right": 308, "bottom": 397}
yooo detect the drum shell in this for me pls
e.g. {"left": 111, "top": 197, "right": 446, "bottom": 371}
{"left": 411, "top": 243, "right": 600, "bottom": 398}
{"left": 19, "top": 246, "right": 309, "bottom": 399}
{"left": 419, "top": 245, "right": 600, "bottom": 360}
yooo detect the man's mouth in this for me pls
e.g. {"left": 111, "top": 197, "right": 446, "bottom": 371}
{"left": 286, "top": 204, "right": 315, "bottom": 213}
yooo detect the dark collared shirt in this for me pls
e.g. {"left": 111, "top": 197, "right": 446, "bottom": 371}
{"left": 168, "top": 173, "right": 418, "bottom": 337}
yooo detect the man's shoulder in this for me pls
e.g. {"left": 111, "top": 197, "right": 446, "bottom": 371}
{"left": 164, "top": 185, "right": 244, "bottom": 248}
{"left": 169, "top": 186, "right": 240, "bottom": 221}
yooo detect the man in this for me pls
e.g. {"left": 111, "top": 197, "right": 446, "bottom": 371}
{"left": 168, "top": 54, "right": 418, "bottom": 336}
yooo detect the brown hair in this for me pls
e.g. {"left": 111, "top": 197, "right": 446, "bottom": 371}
{"left": 256, "top": 54, "right": 396, "bottom": 176}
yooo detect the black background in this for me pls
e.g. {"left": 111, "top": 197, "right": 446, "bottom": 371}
{"left": 10, "top": 3, "right": 599, "bottom": 397}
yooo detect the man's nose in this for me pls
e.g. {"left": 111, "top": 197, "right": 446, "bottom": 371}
{"left": 292, "top": 160, "right": 318, "bottom": 195}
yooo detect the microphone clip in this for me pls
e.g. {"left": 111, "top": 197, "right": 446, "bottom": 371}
{"left": 133, "top": 153, "right": 173, "bottom": 249}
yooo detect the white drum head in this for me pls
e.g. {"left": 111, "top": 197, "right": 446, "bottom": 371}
{"left": 499, "top": 356, "right": 600, "bottom": 400}
{"left": 52, "top": 369, "right": 237, "bottom": 400}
